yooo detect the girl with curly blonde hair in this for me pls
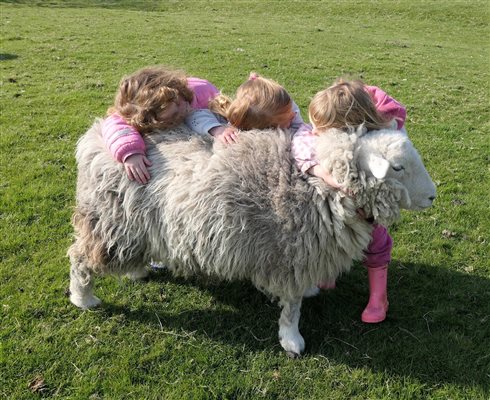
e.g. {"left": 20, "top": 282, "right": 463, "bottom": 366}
{"left": 102, "top": 66, "right": 228, "bottom": 184}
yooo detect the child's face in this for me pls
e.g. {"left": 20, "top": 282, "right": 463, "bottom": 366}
{"left": 276, "top": 103, "right": 296, "bottom": 129}
{"left": 157, "top": 96, "right": 191, "bottom": 128}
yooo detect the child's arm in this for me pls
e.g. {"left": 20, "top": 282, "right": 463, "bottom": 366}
{"left": 307, "top": 165, "right": 342, "bottom": 189}
{"left": 187, "top": 77, "right": 240, "bottom": 144}
{"left": 102, "top": 115, "right": 151, "bottom": 184}
{"left": 292, "top": 124, "right": 343, "bottom": 189}
{"left": 209, "top": 125, "right": 238, "bottom": 144}
{"left": 185, "top": 109, "right": 224, "bottom": 135}
{"left": 185, "top": 109, "right": 237, "bottom": 144}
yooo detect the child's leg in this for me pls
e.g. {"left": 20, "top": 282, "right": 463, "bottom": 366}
{"left": 361, "top": 224, "right": 392, "bottom": 323}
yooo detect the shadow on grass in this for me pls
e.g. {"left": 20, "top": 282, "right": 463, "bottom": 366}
{"left": 1, "top": 0, "right": 174, "bottom": 12}
{"left": 0, "top": 53, "right": 18, "bottom": 61}
{"left": 98, "top": 262, "right": 490, "bottom": 390}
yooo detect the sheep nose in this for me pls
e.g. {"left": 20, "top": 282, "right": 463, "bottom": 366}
{"left": 429, "top": 196, "right": 436, "bottom": 202}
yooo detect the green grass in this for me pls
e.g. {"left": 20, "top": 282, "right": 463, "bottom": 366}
{"left": 1, "top": 1, "right": 489, "bottom": 398}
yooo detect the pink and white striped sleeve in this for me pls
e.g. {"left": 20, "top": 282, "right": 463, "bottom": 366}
{"left": 101, "top": 114, "right": 146, "bottom": 163}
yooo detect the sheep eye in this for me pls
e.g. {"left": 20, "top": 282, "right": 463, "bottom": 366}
{"left": 392, "top": 165, "right": 404, "bottom": 172}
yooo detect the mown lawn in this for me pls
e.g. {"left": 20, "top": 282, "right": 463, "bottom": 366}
{"left": 1, "top": 1, "right": 489, "bottom": 399}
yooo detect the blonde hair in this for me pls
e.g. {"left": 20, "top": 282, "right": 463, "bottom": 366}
{"left": 108, "top": 66, "right": 194, "bottom": 134}
{"left": 308, "top": 78, "right": 391, "bottom": 134}
{"left": 209, "top": 72, "right": 292, "bottom": 130}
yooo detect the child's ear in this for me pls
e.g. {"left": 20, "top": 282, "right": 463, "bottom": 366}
{"left": 367, "top": 154, "right": 390, "bottom": 179}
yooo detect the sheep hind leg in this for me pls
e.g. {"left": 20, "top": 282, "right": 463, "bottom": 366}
{"left": 278, "top": 297, "right": 305, "bottom": 357}
{"left": 69, "top": 254, "right": 101, "bottom": 309}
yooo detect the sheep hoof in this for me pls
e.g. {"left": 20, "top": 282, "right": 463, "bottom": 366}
{"left": 70, "top": 294, "right": 101, "bottom": 309}
{"left": 279, "top": 331, "right": 305, "bottom": 356}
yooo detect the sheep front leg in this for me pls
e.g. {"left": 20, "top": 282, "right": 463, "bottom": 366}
{"left": 69, "top": 255, "right": 101, "bottom": 309}
{"left": 278, "top": 297, "right": 305, "bottom": 357}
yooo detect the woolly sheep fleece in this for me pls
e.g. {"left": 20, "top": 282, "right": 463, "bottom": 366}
{"left": 69, "top": 122, "right": 436, "bottom": 355}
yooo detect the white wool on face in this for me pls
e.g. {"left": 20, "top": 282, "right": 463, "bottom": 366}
{"left": 316, "top": 128, "right": 436, "bottom": 225}
{"left": 356, "top": 129, "right": 437, "bottom": 211}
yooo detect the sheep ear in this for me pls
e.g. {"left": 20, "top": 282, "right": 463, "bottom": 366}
{"left": 368, "top": 154, "right": 390, "bottom": 179}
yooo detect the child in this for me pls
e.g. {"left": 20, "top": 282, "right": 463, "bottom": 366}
{"left": 292, "top": 78, "right": 407, "bottom": 323}
{"left": 102, "top": 66, "right": 233, "bottom": 184}
{"left": 208, "top": 72, "right": 305, "bottom": 133}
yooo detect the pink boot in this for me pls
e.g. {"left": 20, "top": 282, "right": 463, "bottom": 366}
{"left": 361, "top": 265, "right": 389, "bottom": 323}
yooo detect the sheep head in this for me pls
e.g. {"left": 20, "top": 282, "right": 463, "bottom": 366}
{"left": 316, "top": 128, "right": 436, "bottom": 226}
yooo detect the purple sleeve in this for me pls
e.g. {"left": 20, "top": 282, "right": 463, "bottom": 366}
{"left": 366, "top": 85, "right": 407, "bottom": 129}
{"left": 290, "top": 101, "right": 305, "bottom": 132}
{"left": 102, "top": 114, "right": 146, "bottom": 163}
{"left": 187, "top": 77, "right": 220, "bottom": 110}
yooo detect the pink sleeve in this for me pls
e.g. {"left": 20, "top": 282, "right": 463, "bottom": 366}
{"left": 101, "top": 114, "right": 146, "bottom": 163}
{"left": 291, "top": 124, "right": 319, "bottom": 173}
{"left": 366, "top": 85, "right": 407, "bottom": 130}
{"left": 187, "top": 77, "right": 220, "bottom": 110}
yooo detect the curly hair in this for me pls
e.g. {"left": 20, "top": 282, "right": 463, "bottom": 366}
{"left": 309, "top": 78, "right": 391, "bottom": 134}
{"left": 107, "top": 66, "right": 194, "bottom": 134}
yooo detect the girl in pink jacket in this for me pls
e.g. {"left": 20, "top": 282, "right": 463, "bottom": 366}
{"left": 102, "top": 66, "right": 232, "bottom": 184}
{"left": 292, "top": 79, "right": 407, "bottom": 324}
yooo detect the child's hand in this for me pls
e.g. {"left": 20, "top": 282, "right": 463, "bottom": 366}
{"left": 123, "top": 154, "right": 152, "bottom": 184}
{"left": 309, "top": 165, "right": 342, "bottom": 190}
{"left": 308, "top": 165, "right": 356, "bottom": 196}
{"left": 210, "top": 126, "right": 238, "bottom": 145}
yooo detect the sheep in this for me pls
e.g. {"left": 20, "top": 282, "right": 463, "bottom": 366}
{"left": 68, "top": 121, "right": 436, "bottom": 356}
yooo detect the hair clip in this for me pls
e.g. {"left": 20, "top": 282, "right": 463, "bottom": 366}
{"left": 248, "top": 72, "right": 259, "bottom": 81}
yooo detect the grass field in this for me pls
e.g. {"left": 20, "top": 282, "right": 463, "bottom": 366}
{"left": 1, "top": 1, "right": 489, "bottom": 399}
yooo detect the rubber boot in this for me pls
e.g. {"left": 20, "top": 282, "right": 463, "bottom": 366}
{"left": 361, "top": 265, "right": 389, "bottom": 323}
